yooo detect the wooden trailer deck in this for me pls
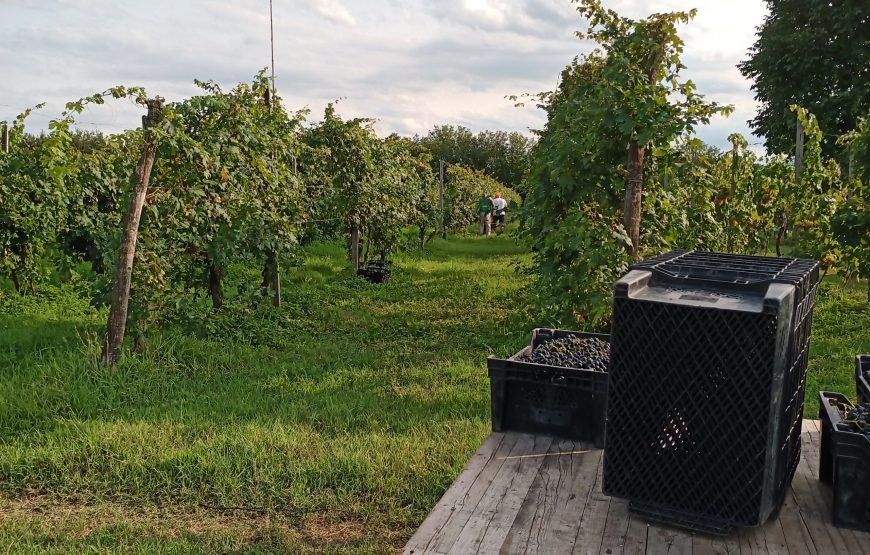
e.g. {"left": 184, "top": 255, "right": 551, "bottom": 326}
{"left": 404, "top": 420, "right": 870, "bottom": 555}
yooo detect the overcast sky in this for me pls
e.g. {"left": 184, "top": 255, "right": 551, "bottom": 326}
{"left": 0, "top": 0, "right": 768, "bottom": 150}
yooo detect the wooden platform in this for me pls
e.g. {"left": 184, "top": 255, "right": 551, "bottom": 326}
{"left": 405, "top": 420, "right": 870, "bottom": 554}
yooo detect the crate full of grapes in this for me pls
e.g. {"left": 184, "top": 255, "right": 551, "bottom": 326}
{"left": 818, "top": 391, "right": 870, "bottom": 533}
{"left": 487, "top": 328, "right": 610, "bottom": 448}
{"left": 856, "top": 355, "right": 870, "bottom": 404}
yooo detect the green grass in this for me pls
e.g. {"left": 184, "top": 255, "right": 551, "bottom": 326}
{"left": 0, "top": 234, "right": 537, "bottom": 554}
{"left": 0, "top": 234, "right": 866, "bottom": 553}
{"left": 806, "top": 277, "right": 870, "bottom": 415}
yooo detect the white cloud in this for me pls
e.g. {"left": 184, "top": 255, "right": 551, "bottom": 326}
{"left": 0, "top": 0, "right": 770, "bottom": 149}
{"left": 311, "top": 0, "right": 356, "bottom": 26}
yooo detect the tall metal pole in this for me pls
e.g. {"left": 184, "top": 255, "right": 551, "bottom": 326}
{"left": 795, "top": 114, "right": 804, "bottom": 188}
{"left": 439, "top": 160, "right": 446, "bottom": 239}
{"left": 269, "top": 0, "right": 276, "bottom": 96}
{"left": 266, "top": 0, "right": 281, "bottom": 306}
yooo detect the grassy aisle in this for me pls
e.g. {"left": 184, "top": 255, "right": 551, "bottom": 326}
{"left": 0, "top": 234, "right": 866, "bottom": 554}
{"left": 0, "top": 234, "right": 535, "bottom": 554}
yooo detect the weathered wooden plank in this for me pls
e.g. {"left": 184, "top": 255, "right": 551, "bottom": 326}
{"left": 499, "top": 440, "right": 601, "bottom": 555}
{"left": 646, "top": 524, "right": 692, "bottom": 555}
{"left": 759, "top": 515, "right": 790, "bottom": 555}
{"left": 789, "top": 473, "right": 846, "bottom": 555}
{"left": 777, "top": 488, "right": 817, "bottom": 555}
{"left": 788, "top": 444, "right": 842, "bottom": 555}
{"left": 598, "top": 497, "right": 631, "bottom": 555}
{"left": 789, "top": 475, "right": 835, "bottom": 551}
{"left": 621, "top": 515, "right": 649, "bottom": 555}
{"left": 797, "top": 420, "right": 870, "bottom": 553}
{"left": 405, "top": 432, "right": 506, "bottom": 552}
{"left": 448, "top": 434, "right": 553, "bottom": 554}
{"left": 737, "top": 521, "right": 769, "bottom": 554}
{"left": 405, "top": 432, "right": 518, "bottom": 555}
{"left": 571, "top": 456, "right": 611, "bottom": 554}
{"left": 691, "top": 533, "right": 740, "bottom": 555}
{"left": 799, "top": 421, "right": 854, "bottom": 549}
{"left": 407, "top": 422, "right": 869, "bottom": 555}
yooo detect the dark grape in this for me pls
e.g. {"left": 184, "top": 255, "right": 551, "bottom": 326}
{"left": 841, "top": 402, "right": 870, "bottom": 439}
{"left": 519, "top": 336, "right": 610, "bottom": 371}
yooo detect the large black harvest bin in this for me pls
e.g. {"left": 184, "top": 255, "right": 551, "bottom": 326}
{"left": 487, "top": 328, "right": 609, "bottom": 448}
{"left": 603, "top": 250, "right": 819, "bottom": 534}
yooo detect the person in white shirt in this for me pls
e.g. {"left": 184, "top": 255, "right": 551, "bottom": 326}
{"left": 491, "top": 192, "right": 507, "bottom": 233}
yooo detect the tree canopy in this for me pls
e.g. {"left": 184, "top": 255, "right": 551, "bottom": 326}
{"left": 739, "top": 0, "right": 870, "bottom": 158}
{"left": 417, "top": 125, "right": 534, "bottom": 198}
{"left": 522, "top": 0, "right": 729, "bottom": 325}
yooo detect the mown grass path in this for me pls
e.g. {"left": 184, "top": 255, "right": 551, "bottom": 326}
{"left": 0, "top": 234, "right": 535, "bottom": 554}
{"left": 0, "top": 235, "right": 866, "bottom": 553}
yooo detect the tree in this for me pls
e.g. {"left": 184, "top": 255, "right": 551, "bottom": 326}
{"left": 523, "top": 1, "right": 729, "bottom": 325}
{"left": 364, "top": 136, "right": 428, "bottom": 260}
{"left": 306, "top": 105, "right": 381, "bottom": 271}
{"left": 64, "top": 131, "right": 141, "bottom": 275}
{"left": 739, "top": 0, "right": 870, "bottom": 158}
{"left": 305, "top": 106, "right": 424, "bottom": 270}
{"left": 417, "top": 125, "right": 534, "bottom": 197}
{"left": 835, "top": 115, "right": 870, "bottom": 301}
{"left": 0, "top": 106, "right": 75, "bottom": 293}
{"left": 145, "top": 75, "right": 307, "bottom": 310}
{"left": 783, "top": 106, "right": 845, "bottom": 271}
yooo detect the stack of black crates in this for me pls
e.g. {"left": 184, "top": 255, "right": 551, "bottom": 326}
{"left": 603, "top": 250, "right": 819, "bottom": 534}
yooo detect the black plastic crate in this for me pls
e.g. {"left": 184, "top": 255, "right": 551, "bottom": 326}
{"left": 357, "top": 260, "right": 392, "bottom": 283}
{"left": 857, "top": 355, "right": 870, "bottom": 404}
{"left": 818, "top": 391, "right": 870, "bottom": 533}
{"left": 603, "top": 250, "right": 819, "bottom": 534}
{"left": 488, "top": 328, "right": 609, "bottom": 448}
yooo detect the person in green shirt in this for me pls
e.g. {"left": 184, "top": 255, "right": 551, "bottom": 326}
{"left": 478, "top": 194, "right": 493, "bottom": 236}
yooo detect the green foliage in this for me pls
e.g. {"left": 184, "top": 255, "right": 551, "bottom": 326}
{"left": 443, "top": 165, "right": 519, "bottom": 233}
{"left": 644, "top": 135, "right": 799, "bottom": 256}
{"left": 739, "top": 0, "right": 870, "bottom": 158}
{"left": 785, "top": 106, "right": 846, "bottom": 268}
{"left": 636, "top": 107, "right": 852, "bottom": 273}
{"left": 643, "top": 139, "right": 728, "bottom": 252}
{"left": 304, "top": 104, "right": 380, "bottom": 239}
{"left": 834, "top": 116, "right": 870, "bottom": 297}
{"left": 304, "top": 106, "right": 432, "bottom": 262}
{"left": 364, "top": 136, "right": 428, "bottom": 257}
{"left": 1, "top": 86, "right": 156, "bottom": 298}
{"left": 63, "top": 131, "right": 141, "bottom": 276}
{"left": 523, "top": 1, "right": 728, "bottom": 326}
{"left": 0, "top": 107, "right": 76, "bottom": 293}
{"left": 134, "top": 73, "right": 307, "bottom": 315}
{"left": 417, "top": 125, "right": 534, "bottom": 197}
{"left": 0, "top": 236, "right": 865, "bottom": 552}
